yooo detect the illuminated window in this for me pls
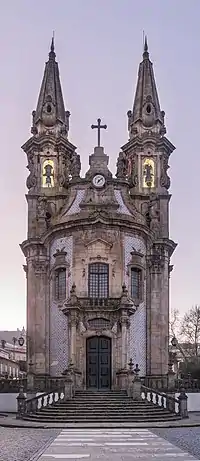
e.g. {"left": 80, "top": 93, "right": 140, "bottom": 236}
{"left": 42, "top": 159, "right": 54, "bottom": 188}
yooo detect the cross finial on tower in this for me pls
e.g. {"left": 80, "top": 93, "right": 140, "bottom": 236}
{"left": 91, "top": 118, "right": 107, "bottom": 147}
{"left": 49, "top": 32, "right": 56, "bottom": 60}
{"left": 51, "top": 32, "right": 55, "bottom": 52}
{"left": 143, "top": 34, "right": 149, "bottom": 60}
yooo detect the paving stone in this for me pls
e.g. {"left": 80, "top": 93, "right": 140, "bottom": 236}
{"left": 0, "top": 427, "right": 59, "bottom": 461}
{"left": 152, "top": 427, "right": 200, "bottom": 460}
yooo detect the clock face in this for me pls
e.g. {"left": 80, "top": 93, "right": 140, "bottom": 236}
{"left": 92, "top": 174, "right": 105, "bottom": 188}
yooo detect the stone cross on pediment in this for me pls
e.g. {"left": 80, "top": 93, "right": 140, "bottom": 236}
{"left": 91, "top": 118, "right": 107, "bottom": 147}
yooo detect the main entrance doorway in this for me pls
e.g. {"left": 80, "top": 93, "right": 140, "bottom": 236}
{"left": 86, "top": 336, "right": 111, "bottom": 389}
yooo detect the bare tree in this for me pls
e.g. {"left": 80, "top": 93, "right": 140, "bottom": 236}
{"left": 180, "top": 305, "right": 200, "bottom": 359}
{"left": 169, "top": 308, "right": 188, "bottom": 362}
{"left": 170, "top": 308, "right": 180, "bottom": 340}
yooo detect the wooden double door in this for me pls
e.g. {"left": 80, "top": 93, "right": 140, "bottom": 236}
{"left": 86, "top": 336, "right": 111, "bottom": 389}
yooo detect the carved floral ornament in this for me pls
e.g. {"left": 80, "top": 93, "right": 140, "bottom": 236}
{"left": 147, "top": 243, "right": 167, "bottom": 272}
{"left": 32, "top": 260, "right": 49, "bottom": 275}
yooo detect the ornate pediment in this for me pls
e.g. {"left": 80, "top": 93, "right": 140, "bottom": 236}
{"left": 85, "top": 238, "right": 113, "bottom": 250}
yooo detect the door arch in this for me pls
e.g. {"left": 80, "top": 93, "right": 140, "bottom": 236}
{"left": 86, "top": 336, "right": 111, "bottom": 389}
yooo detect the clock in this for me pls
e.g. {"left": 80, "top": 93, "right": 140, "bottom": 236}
{"left": 92, "top": 174, "right": 105, "bottom": 188}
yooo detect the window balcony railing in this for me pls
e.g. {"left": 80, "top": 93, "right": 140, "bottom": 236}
{"left": 78, "top": 297, "right": 120, "bottom": 309}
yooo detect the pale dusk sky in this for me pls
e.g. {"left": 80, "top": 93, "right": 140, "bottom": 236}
{"left": 0, "top": 0, "right": 199, "bottom": 329}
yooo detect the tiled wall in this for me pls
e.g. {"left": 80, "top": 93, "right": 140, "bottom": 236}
{"left": 114, "top": 190, "right": 132, "bottom": 215}
{"left": 49, "top": 236, "right": 73, "bottom": 376}
{"left": 65, "top": 190, "right": 85, "bottom": 215}
{"left": 124, "top": 235, "right": 146, "bottom": 376}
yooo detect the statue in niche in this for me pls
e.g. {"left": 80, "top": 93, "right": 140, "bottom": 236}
{"left": 143, "top": 158, "right": 155, "bottom": 188}
{"left": 116, "top": 152, "right": 126, "bottom": 179}
{"left": 160, "top": 154, "right": 170, "bottom": 189}
{"left": 37, "top": 197, "right": 47, "bottom": 218}
{"left": 71, "top": 153, "right": 81, "bottom": 178}
{"left": 26, "top": 153, "right": 37, "bottom": 190}
{"left": 127, "top": 152, "right": 138, "bottom": 186}
{"left": 149, "top": 194, "right": 160, "bottom": 239}
{"left": 59, "top": 157, "right": 69, "bottom": 188}
{"left": 42, "top": 160, "right": 54, "bottom": 187}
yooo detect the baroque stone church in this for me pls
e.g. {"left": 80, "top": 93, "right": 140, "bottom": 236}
{"left": 21, "top": 37, "right": 177, "bottom": 390}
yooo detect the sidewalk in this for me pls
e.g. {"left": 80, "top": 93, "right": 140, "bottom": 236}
{"left": 1, "top": 412, "right": 200, "bottom": 429}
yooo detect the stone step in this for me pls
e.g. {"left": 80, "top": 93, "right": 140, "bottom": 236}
{"left": 51, "top": 404, "right": 156, "bottom": 411}
{"left": 39, "top": 407, "right": 172, "bottom": 413}
{"left": 23, "top": 414, "right": 180, "bottom": 423}
{"left": 25, "top": 389, "right": 180, "bottom": 424}
{"left": 72, "top": 396, "right": 128, "bottom": 399}
{"left": 55, "top": 401, "right": 152, "bottom": 407}
{"left": 75, "top": 391, "right": 127, "bottom": 394}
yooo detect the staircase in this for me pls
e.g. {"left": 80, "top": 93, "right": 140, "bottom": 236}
{"left": 23, "top": 390, "right": 181, "bottom": 423}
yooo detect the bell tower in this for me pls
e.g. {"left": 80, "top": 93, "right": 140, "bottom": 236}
{"left": 21, "top": 38, "right": 80, "bottom": 239}
{"left": 120, "top": 37, "right": 177, "bottom": 378}
{"left": 122, "top": 37, "right": 175, "bottom": 240}
{"left": 21, "top": 39, "right": 80, "bottom": 377}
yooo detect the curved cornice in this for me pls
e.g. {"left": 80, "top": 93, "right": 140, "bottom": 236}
{"left": 20, "top": 213, "right": 153, "bottom": 256}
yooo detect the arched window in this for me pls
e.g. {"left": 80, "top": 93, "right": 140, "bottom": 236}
{"left": 88, "top": 263, "right": 109, "bottom": 299}
{"left": 131, "top": 268, "right": 142, "bottom": 300}
{"left": 55, "top": 268, "right": 66, "bottom": 300}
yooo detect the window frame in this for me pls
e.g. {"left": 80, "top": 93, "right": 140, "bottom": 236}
{"left": 130, "top": 266, "right": 143, "bottom": 304}
{"left": 54, "top": 266, "right": 67, "bottom": 301}
{"left": 88, "top": 262, "right": 109, "bottom": 299}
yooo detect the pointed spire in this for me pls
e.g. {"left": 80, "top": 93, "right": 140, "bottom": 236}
{"left": 32, "top": 37, "right": 70, "bottom": 137}
{"left": 143, "top": 35, "right": 149, "bottom": 60}
{"left": 51, "top": 33, "right": 55, "bottom": 52}
{"left": 127, "top": 38, "right": 166, "bottom": 139}
{"left": 49, "top": 33, "right": 55, "bottom": 60}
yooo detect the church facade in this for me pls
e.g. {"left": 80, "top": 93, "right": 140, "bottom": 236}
{"left": 21, "top": 38, "right": 177, "bottom": 390}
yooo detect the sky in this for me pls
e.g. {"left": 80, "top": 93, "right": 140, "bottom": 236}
{"left": 0, "top": 0, "right": 200, "bottom": 330}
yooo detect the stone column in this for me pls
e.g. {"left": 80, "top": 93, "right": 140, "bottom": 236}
{"left": 132, "top": 365, "right": 142, "bottom": 401}
{"left": 26, "top": 247, "right": 49, "bottom": 378}
{"left": 178, "top": 388, "right": 188, "bottom": 418}
{"left": 147, "top": 244, "right": 170, "bottom": 378}
{"left": 70, "top": 318, "right": 77, "bottom": 365}
{"left": 67, "top": 284, "right": 79, "bottom": 366}
{"left": 121, "top": 315, "right": 128, "bottom": 369}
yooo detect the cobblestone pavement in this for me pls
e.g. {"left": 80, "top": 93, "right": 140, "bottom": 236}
{"left": 152, "top": 428, "right": 200, "bottom": 460}
{"left": 36, "top": 428, "right": 197, "bottom": 460}
{"left": 0, "top": 427, "right": 59, "bottom": 461}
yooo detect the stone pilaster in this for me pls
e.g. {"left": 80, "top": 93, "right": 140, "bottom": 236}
{"left": 147, "top": 243, "right": 169, "bottom": 376}
{"left": 26, "top": 246, "right": 49, "bottom": 376}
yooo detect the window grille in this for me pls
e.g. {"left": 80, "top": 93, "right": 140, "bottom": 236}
{"left": 88, "top": 263, "right": 109, "bottom": 299}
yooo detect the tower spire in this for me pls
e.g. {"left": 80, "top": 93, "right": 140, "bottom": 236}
{"left": 143, "top": 35, "right": 149, "bottom": 59}
{"left": 127, "top": 37, "right": 166, "bottom": 139}
{"left": 31, "top": 37, "right": 70, "bottom": 137}
{"left": 50, "top": 33, "right": 55, "bottom": 53}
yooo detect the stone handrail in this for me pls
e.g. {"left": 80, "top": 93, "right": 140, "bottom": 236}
{"left": 16, "top": 387, "right": 65, "bottom": 419}
{"left": 141, "top": 385, "right": 188, "bottom": 418}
